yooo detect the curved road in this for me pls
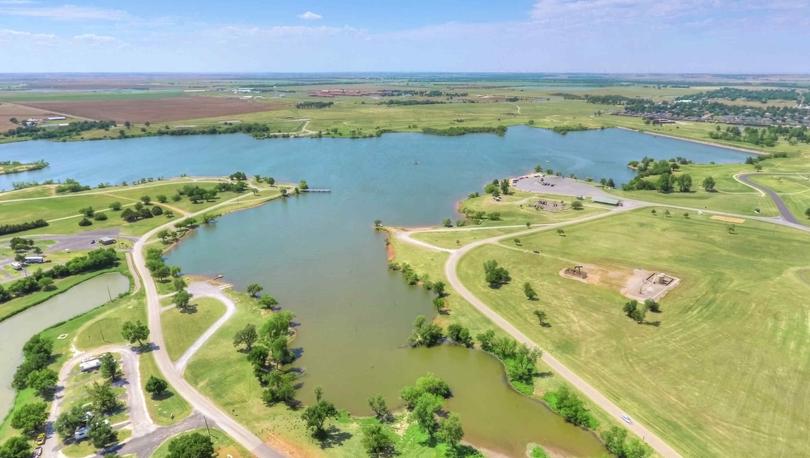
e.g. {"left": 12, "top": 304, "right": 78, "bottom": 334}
{"left": 132, "top": 195, "right": 284, "bottom": 458}
{"left": 737, "top": 173, "right": 800, "bottom": 224}
{"left": 174, "top": 282, "right": 237, "bottom": 374}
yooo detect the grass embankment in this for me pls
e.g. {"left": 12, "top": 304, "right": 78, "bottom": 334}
{"left": 455, "top": 208, "right": 810, "bottom": 457}
{"left": 162, "top": 297, "right": 226, "bottom": 361}
{"left": 151, "top": 428, "right": 249, "bottom": 458}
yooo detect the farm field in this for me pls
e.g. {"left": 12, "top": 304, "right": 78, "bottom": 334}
{"left": 455, "top": 208, "right": 810, "bottom": 457}
{"left": 0, "top": 102, "right": 78, "bottom": 130}
{"left": 15, "top": 96, "right": 285, "bottom": 123}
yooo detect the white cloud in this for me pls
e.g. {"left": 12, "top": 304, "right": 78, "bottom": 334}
{"left": 217, "top": 24, "right": 361, "bottom": 40}
{"left": 0, "top": 28, "right": 57, "bottom": 43}
{"left": 298, "top": 11, "right": 322, "bottom": 20}
{"left": 0, "top": 4, "right": 129, "bottom": 20}
{"left": 72, "top": 33, "right": 123, "bottom": 45}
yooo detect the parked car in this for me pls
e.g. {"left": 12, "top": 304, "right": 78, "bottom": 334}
{"left": 35, "top": 433, "right": 45, "bottom": 445}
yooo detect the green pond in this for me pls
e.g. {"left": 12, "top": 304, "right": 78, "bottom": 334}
{"left": 0, "top": 127, "right": 748, "bottom": 455}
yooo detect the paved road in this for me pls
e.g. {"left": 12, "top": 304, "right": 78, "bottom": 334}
{"left": 132, "top": 194, "right": 284, "bottom": 458}
{"left": 113, "top": 413, "right": 207, "bottom": 458}
{"left": 737, "top": 173, "right": 800, "bottom": 224}
{"left": 437, "top": 206, "right": 682, "bottom": 458}
{"left": 174, "top": 281, "right": 236, "bottom": 374}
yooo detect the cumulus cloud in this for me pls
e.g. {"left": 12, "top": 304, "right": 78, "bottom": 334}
{"left": 298, "top": 11, "right": 322, "bottom": 20}
{"left": 0, "top": 4, "right": 129, "bottom": 20}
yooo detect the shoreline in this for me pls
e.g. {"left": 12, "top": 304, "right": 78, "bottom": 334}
{"left": 615, "top": 126, "right": 769, "bottom": 156}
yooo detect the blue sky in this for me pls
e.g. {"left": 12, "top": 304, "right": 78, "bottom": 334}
{"left": 0, "top": 0, "right": 809, "bottom": 73}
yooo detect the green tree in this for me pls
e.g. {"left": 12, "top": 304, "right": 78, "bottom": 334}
{"left": 100, "top": 353, "right": 120, "bottom": 382}
{"left": 174, "top": 289, "right": 191, "bottom": 311}
{"left": 432, "top": 280, "right": 446, "bottom": 297}
{"left": 483, "top": 260, "right": 511, "bottom": 287}
{"left": 10, "top": 402, "right": 48, "bottom": 436}
{"left": 411, "top": 393, "right": 442, "bottom": 437}
{"left": 166, "top": 432, "right": 215, "bottom": 458}
{"left": 145, "top": 376, "right": 168, "bottom": 398}
{"left": 140, "top": 195, "right": 151, "bottom": 205}
{"left": 261, "top": 311, "right": 294, "bottom": 340}
{"left": 233, "top": 324, "right": 258, "bottom": 351}
{"left": 368, "top": 395, "right": 392, "bottom": 423}
{"left": 644, "top": 299, "right": 661, "bottom": 313}
{"left": 88, "top": 418, "right": 117, "bottom": 449}
{"left": 268, "top": 336, "right": 294, "bottom": 368}
{"left": 523, "top": 282, "right": 538, "bottom": 300}
{"left": 0, "top": 436, "right": 31, "bottom": 458}
{"left": 571, "top": 200, "right": 584, "bottom": 210}
{"left": 26, "top": 368, "right": 57, "bottom": 399}
{"left": 533, "top": 309, "right": 550, "bottom": 327}
{"left": 301, "top": 388, "right": 339, "bottom": 437}
{"left": 408, "top": 315, "right": 444, "bottom": 347}
{"left": 258, "top": 294, "right": 278, "bottom": 309}
{"left": 447, "top": 324, "right": 473, "bottom": 347}
{"left": 109, "top": 202, "right": 122, "bottom": 211}
{"left": 261, "top": 370, "right": 296, "bottom": 406}
{"left": 656, "top": 172, "right": 674, "bottom": 193}
{"left": 87, "top": 382, "right": 119, "bottom": 415}
{"left": 702, "top": 176, "right": 717, "bottom": 192}
{"left": 361, "top": 423, "right": 396, "bottom": 457}
{"left": 122, "top": 320, "right": 150, "bottom": 348}
{"left": 437, "top": 413, "right": 464, "bottom": 450}
{"left": 677, "top": 174, "right": 693, "bottom": 192}
{"left": 55, "top": 405, "right": 87, "bottom": 440}
{"left": 805, "top": 208, "right": 810, "bottom": 219}
{"left": 247, "top": 283, "right": 263, "bottom": 297}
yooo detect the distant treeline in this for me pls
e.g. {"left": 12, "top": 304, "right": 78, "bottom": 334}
{"left": 680, "top": 87, "right": 802, "bottom": 103}
{"left": 382, "top": 99, "right": 446, "bottom": 106}
{"left": 422, "top": 125, "right": 507, "bottom": 136}
{"left": 0, "top": 219, "right": 49, "bottom": 236}
{"left": 295, "top": 101, "right": 334, "bottom": 109}
{"left": 551, "top": 124, "right": 592, "bottom": 134}
{"left": 5, "top": 120, "right": 117, "bottom": 140}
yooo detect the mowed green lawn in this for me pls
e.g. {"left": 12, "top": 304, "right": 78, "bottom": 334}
{"left": 457, "top": 209, "right": 810, "bottom": 457}
{"left": 162, "top": 297, "right": 226, "bottom": 361}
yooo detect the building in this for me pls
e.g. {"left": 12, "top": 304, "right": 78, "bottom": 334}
{"left": 592, "top": 196, "right": 621, "bottom": 206}
{"left": 24, "top": 256, "right": 45, "bottom": 264}
{"left": 46, "top": 116, "right": 66, "bottom": 121}
{"left": 98, "top": 237, "right": 116, "bottom": 246}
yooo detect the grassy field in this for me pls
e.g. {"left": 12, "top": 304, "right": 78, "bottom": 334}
{"left": 162, "top": 297, "right": 226, "bottom": 361}
{"left": 454, "top": 208, "right": 810, "bottom": 456}
{"left": 74, "top": 291, "right": 146, "bottom": 350}
{"left": 138, "top": 352, "right": 191, "bottom": 426}
{"left": 151, "top": 427, "right": 249, "bottom": 458}
{"left": 458, "top": 190, "right": 608, "bottom": 226}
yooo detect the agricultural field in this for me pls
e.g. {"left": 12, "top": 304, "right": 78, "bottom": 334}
{"left": 455, "top": 208, "right": 810, "bottom": 457}
{"left": 0, "top": 102, "right": 78, "bottom": 130}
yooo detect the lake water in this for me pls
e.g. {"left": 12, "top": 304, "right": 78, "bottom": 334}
{"left": 0, "top": 272, "right": 130, "bottom": 419}
{"left": 0, "top": 127, "right": 745, "bottom": 455}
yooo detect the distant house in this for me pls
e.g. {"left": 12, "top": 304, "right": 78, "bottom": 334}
{"left": 46, "top": 116, "right": 66, "bottom": 121}
{"left": 79, "top": 358, "right": 101, "bottom": 372}
{"left": 592, "top": 196, "right": 621, "bottom": 206}
{"left": 24, "top": 256, "right": 45, "bottom": 264}
{"left": 98, "top": 236, "right": 116, "bottom": 246}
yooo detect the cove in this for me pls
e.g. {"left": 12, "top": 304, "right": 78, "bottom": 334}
{"left": 0, "top": 127, "right": 747, "bottom": 455}
{"left": 0, "top": 272, "right": 130, "bottom": 419}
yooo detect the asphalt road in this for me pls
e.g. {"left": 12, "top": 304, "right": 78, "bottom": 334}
{"left": 737, "top": 173, "right": 800, "bottom": 224}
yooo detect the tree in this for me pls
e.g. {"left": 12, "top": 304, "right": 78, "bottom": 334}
{"left": 368, "top": 395, "right": 392, "bottom": 423}
{"left": 268, "top": 336, "right": 294, "bottom": 368}
{"left": 262, "top": 370, "right": 296, "bottom": 406}
{"left": 437, "top": 413, "right": 464, "bottom": 450}
{"left": 88, "top": 417, "right": 117, "bottom": 449}
{"left": 261, "top": 311, "right": 294, "bottom": 340}
{"left": 361, "top": 423, "right": 396, "bottom": 457}
{"left": 121, "top": 320, "right": 149, "bottom": 348}
{"left": 644, "top": 299, "right": 661, "bottom": 313}
{"left": 601, "top": 426, "right": 652, "bottom": 458}
{"left": 805, "top": 208, "right": 810, "bottom": 219}
{"left": 258, "top": 294, "right": 278, "bottom": 309}
{"left": 109, "top": 202, "right": 122, "bottom": 211}
{"left": 677, "top": 174, "right": 693, "bottom": 192}
{"left": 483, "top": 260, "right": 510, "bottom": 288}
{"left": 432, "top": 296, "right": 445, "bottom": 313}
{"left": 571, "top": 200, "right": 584, "bottom": 210}
{"left": 0, "top": 436, "right": 31, "bottom": 458}
{"left": 140, "top": 195, "right": 151, "bottom": 205}
{"left": 432, "top": 280, "right": 446, "bottom": 298}
{"left": 173, "top": 276, "right": 186, "bottom": 291}
{"left": 247, "top": 283, "right": 263, "bottom": 297}
{"left": 233, "top": 324, "right": 258, "bottom": 351}
{"left": 656, "top": 172, "right": 674, "bottom": 193}
{"left": 10, "top": 402, "right": 47, "bottom": 435}
{"left": 247, "top": 345, "right": 269, "bottom": 368}
{"left": 174, "top": 289, "right": 191, "bottom": 311}
{"left": 145, "top": 376, "right": 168, "bottom": 398}
{"left": 166, "top": 432, "right": 215, "bottom": 458}
{"left": 100, "top": 353, "right": 120, "bottom": 382}
{"left": 78, "top": 217, "right": 93, "bottom": 227}
{"left": 55, "top": 405, "right": 88, "bottom": 440}
{"left": 622, "top": 300, "right": 646, "bottom": 324}
{"left": 301, "top": 388, "right": 338, "bottom": 437}
{"left": 446, "top": 324, "right": 473, "bottom": 347}
{"left": 533, "top": 309, "right": 550, "bottom": 327}
{"left": 408, "top": 315, "right": 444, "bottom": 347}
{"left": 26, "top": 368, "right": 57, "bottom": 399}
{"left": 523, "top": 282, "right": 538, "bottom": 300}
{"left": 702, "top": 176, "right": 717, "bottom": 192}
{"left": 411, "top": 393, "right": 442, "bottom": 437}
{"left": 87, "top": 382, "right": 119, "bottom": 415}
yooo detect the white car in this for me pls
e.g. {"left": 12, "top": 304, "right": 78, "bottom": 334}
{"left": 621, "top": 414, "right": 633, "bottom": 425}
